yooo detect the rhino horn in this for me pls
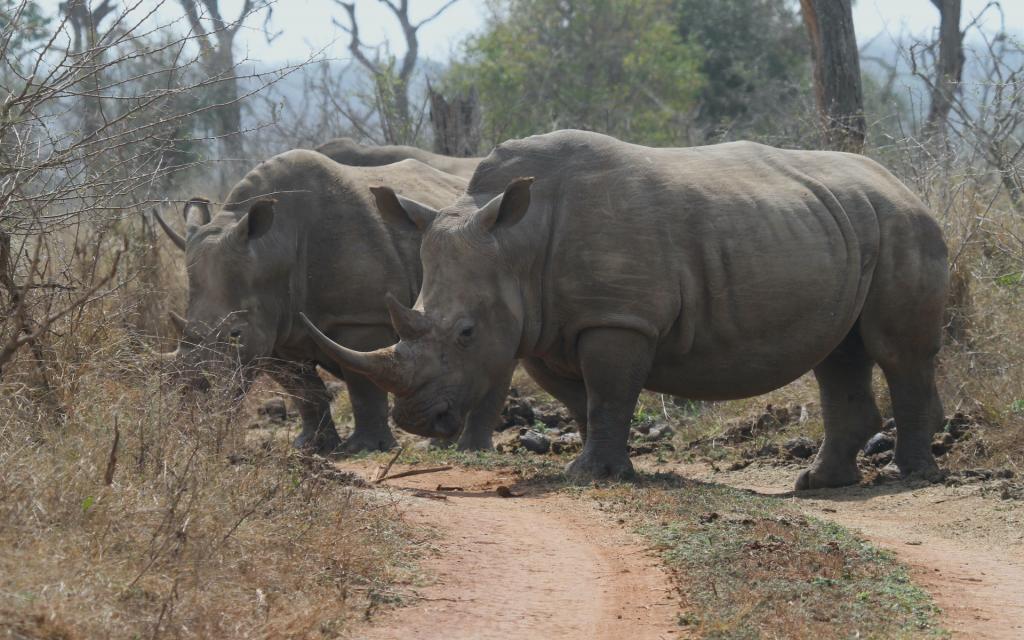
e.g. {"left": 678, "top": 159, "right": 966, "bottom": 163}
{"left": 153, "top": 207, "right": 186, "bottom": 251}
{"left": 168, "top": 311, "right": 187, "bottom": 335}
{"left": 299, "top": 312, "right": 411, "bottom": 394}
{"left": 184, "top": 197, "right": 212, "bottom": 239}
{"left": 385, "top": 293, "right": 430, "bottom": 340}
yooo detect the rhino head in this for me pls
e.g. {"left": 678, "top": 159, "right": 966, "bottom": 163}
{"left": 301, "top": 177, "right": 534, "bottom": 439}
{"left": 155, "top": 196, "right": 283, "bottom": 393}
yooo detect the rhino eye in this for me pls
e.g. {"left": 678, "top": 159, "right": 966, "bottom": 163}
{"left": 229, "top": 328, "right": 242, "bottom": 340}
{"left": 457, "top": 324, "right": 474, "bottom": 346}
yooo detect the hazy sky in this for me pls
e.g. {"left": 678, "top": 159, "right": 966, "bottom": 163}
{"left": 38, "top": 0, "right": 1024, "bottom": 65}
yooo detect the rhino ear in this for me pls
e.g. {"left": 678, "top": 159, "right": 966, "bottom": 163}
{"left": 474, "top": 177, "right": 534, "bottom": 232}
{"left": 370, "top": 186, "right": 438, "bottom": 232}
{"left": 234, "top": 199, "right": 275, "bottom": 243}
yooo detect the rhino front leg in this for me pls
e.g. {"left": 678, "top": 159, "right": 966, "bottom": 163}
{"left": 270, "top": 364, "right": 342, "bottom": 456}
{"left": 455, "top": 364, "right": 516, "bottom": 451}
{"left": 522, "top": 358, "right": 588, "bottom": 441}
{"left": 566, "top": 328, "right": 654, "bottom": 481}
{"left": 342, "top": 372, "right": 398, "bottom": 453}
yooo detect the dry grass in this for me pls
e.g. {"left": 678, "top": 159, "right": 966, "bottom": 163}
{"left": 0, "top": 321, "right": 420, "bottom": 639}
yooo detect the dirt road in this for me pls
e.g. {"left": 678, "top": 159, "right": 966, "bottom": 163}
{"left": 338, "top": 458, "right": 1023, "bottom": 639}
{"left": 666, "top": 461, "right": 1024, "bottom": 640}
{"left": 343, "top": 464, "right": 683, "bottom": 640}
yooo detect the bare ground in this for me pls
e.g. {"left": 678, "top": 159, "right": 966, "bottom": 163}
{"left": 660, "top": 460, "right": 1024, "bottom": 640}
{"left": 337, "top": 462, "right": 683, "bottom": 640}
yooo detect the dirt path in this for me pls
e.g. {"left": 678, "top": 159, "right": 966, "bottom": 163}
{"left": 340, "top": 463, "right": 683, "bottom": 640}
{"left": 664, "top": 461, "right": 1024, "bottom": 640}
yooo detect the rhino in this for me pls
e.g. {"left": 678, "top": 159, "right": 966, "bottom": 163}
{"left": 302, "top": 130, "right": 950, "bottom": 487}
{"left": 154, "top": 149, "right": 502, "bottom": 454}
{"left": 316, "top": 137, "right": 481, "bottom": 179}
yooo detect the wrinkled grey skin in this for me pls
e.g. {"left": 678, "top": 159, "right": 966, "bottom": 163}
{"left": 307, "top": 130, "right": 949, "bottom": 487}
{"left": 155, "top": 150, "right": 504, "bottom": 454}
{"left": 316, "top": 137, "right": 481, "bottom": 179}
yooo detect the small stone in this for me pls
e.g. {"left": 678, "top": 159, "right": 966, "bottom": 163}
{"left": 519, "top": 430, "right": 550, "bottom": 454}
{"left": 783, "top": 436, "right": 818, "bottom": 460}
{"left": 882, "top": 418, "right": 897, "bottom": 432}
{"left": 932, "top": 432, "right": 955, "bottom": 456}
{"left": 863, "top": 432, "right": 895, "bottom": 456}
{"left": 551, "top": 432, "right": 582, "bottom": 454}
{"left": 867, "top": 451, "right": 893, "bottom": 467}
{"left": 257, "top": 397, "right": 288, "bottom": 422}
{"left": 945, "top": 412, "right": 974, "bottom": 439}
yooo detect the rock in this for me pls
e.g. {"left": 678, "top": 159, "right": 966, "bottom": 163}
{"left": 752, "top": 443, "right": 780, "bottom": 458}
{"left": 866, "top": 450, "right": 893, "bottom": 467}
{"left": 882, "top": 418, "right": 896, "bottom": 432}
{"left": 646, "top": 424, "right": 675, "bottom": 441}
{"left": 519, "top": 430, "right": 550, "bottom": 454}
{"left": 944, "top": 412, "right": 974, "bottom": 440}
{"left": 931, "top": 432, "right": 955, "bottom": 456}
{"left": 500, "top": 395, "right": 535, "bottom": 431}
{"left": 782, "top": 436, "right": 817, "bottom": 460}
{"left": 257, "top": 397, "right": 288, "bottom": 422}
{"left": 863, "top": 432, "right": 895, "bottom": 455}
{"left": 551, "top": 432, "right": 582, "bottom": 454}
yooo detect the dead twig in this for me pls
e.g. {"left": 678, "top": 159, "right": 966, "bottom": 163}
{"left": 104, "top": 416, "right": 120, "bottom": 485}
{"left": 373, "top": 445, "right": 404, "bottom": 482}
{"left": 373, "top": 465, "right": 452, "bottom": 484}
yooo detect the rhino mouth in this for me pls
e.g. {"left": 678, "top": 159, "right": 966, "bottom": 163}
{"left": 393, "top": 399, "right": 461, "bottom": 439}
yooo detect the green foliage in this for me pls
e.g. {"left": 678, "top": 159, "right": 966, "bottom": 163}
{"left": 674, "top": 0, "right": 811, "bottom": 139}
{"left": 445, "top": 0, "right": 705, "bottom": 146}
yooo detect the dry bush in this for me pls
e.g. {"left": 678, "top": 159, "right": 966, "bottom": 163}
{"left": 0, "top": 309, "right": 419, "bottom": 638}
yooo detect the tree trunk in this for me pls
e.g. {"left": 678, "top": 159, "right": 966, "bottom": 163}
{"left": 924, "top": 0, "right": 964, "bottom": 139}
{"left": 429, "top": 86, "right": 482, "bottom": 157}
{"left": 800, "top": 0, "right": 865, "bottom": 153}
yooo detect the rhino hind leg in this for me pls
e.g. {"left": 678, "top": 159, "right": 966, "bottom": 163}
{"left": 270, "top": 364, "right": 343, "bottom": 456}
{"left": 796, "top": 327, "right": 880, "bottom": 490}
{"left": 342, "top": 372, "right": 398, "bottom": 453}
{"left": 565, "top": 328, "right": 654, "bottom": 481}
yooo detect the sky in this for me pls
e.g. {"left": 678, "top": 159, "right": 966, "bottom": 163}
{"left": 37, "top": 0, "right": 1024, "bottom": 65}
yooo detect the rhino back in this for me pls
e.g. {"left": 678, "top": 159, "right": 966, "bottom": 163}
{"left": 316, "top": 137, "right": 480, "bottom": 179}
{"left": 219, "top": 151, "right": 466, "bottom": 342}
{"left": 470, "top": 131, "right": 940, "bottom": 398}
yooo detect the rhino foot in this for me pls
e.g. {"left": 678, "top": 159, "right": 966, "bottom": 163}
{"left": 293, "top": 428, "right": 343, "bottom": 456}
{"left": 342, "top": 430, "right": 398, "bottom": 453}
{"left": 896, "top": 456, "right": 944, "bottom": 483}
{"left": 565, "top": 449, "right": 635, "bottom": 483}
{"left": 794, "top": 464, "right": 861, "bottom": 490}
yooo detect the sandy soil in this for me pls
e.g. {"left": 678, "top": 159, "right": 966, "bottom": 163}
{"left": 661, "top": 460, "right": 1024, "bottom": 640}
{"left": 337, "top": 462, "right": 683, "bottom": 640}
{"left": 336, "top": 456, "right": 1024, "bottom": 639}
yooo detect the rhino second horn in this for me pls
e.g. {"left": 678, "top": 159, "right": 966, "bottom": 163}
{"left": 385, "top": 293, "right": 430, "bottom": 340}
{"left": 299, "top": 312, "right": 410, "bottom": 394}
{"left": 153, "top": 208, "right": 186, "bottom": 251}
{"left": 168, "top": 311, "right": 187, "bottom": 335}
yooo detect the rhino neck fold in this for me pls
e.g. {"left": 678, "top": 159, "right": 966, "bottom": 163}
{"left": 510, "top": 202, "right": 554, "bottom": 360}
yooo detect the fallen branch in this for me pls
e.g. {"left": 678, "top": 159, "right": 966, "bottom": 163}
{"left": 104, "top": 416, "right": 120, "bottom": 485}
{"left": 373, "top": 446, "right": 404, "bottom": 482}
{"left": 373, "top": 465, "right": 452, "bottom": 484}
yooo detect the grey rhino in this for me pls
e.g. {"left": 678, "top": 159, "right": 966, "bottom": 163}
{"left": 303, "top": 130, "right": 950, "bottom": 487}
{"left": 154, "top": 149, "right": 499, "bottom": 454}
{"left": 316, "top": 137, "right": 481, "bottom": 179}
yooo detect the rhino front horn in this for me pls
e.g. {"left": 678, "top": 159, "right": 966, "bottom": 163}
{"left": 385, "top": 293, "right": 430, "bottom": 340}
{"left": 299, "top": 312, "right": 411, "bottom": 394}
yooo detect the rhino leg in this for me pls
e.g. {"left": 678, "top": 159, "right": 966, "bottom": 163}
{"left": 456, "top": 364, "right": 515, "bottom": 451}
{"left": 270, "top": 364, "right": 343, "bottom": 456}
{"left": 796, "top": 328, "right": 880, "bottom": 490}
{"left": 342, "top": 372, "right": 398, "bottom": 453}
{"left": 565, "top": 328, "right": 653, "bottom": 481}
{"left": 522, "top": 357, "right": 589, "bottom": 441}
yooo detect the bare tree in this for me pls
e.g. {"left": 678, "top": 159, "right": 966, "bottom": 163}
{"left": 799, "top": 0, "right": 866, "bottom": 152}
{"left": 428, "top": 84, "right": 481, "bottom": 157}
{"left": 178, "top": 0, "right": 269, "bottom": 185}
{"left": 332, "top": 0, "right": 460, "bottom": 145}
{"left": 59, "top": 0, "right": 115, "bottom": 141}
{"left": 924, "top": 0, "right": 965, "bottom": 139}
